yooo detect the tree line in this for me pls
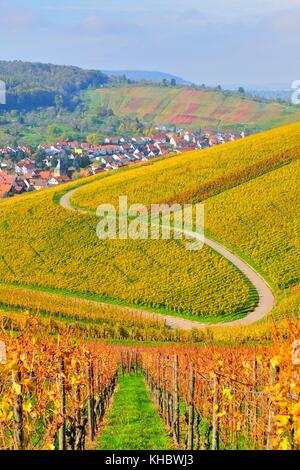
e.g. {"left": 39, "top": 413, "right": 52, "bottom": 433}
{"left": 0, "top": 60, "right": 108, "bottom": 111}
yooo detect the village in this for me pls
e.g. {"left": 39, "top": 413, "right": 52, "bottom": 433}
{"left": 0, "top": 128, "right": 248, "bottom": 198}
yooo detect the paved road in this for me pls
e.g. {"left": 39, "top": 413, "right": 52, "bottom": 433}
{"left": 59, "top": 187, "right": 275, "bottom": 330}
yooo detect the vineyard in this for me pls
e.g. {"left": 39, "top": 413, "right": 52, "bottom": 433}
{"left": 70, "top": 122, "right": 300, "bottom": 321}
{"left": 0, "top": 286, "right": 215, "bottom": 343}
{"left": 70, "top": 121, "right": 300, "bottom": 210}
{"left": 0, "top": 317, "right": 299, "bottom": 450}
{"left": 141, "top": 338, "right": 300, "bottom": 450}
{"left": 1, "top": 285, "right": 298, "bottom": 346}
{"left": 85, "top": 87, "right": 300, "bottom": 131}
{"left": 0, "top": 123, "right": 299, "bottom": 322}
{"left": 205, "top": 159, "right": 300, "bottom": 290}
{"left": 0, "top": 120, "right": 299, "bottom": 451}
{"left": 0, "top": 318, "right": 119, "bottom": 450}
{"left": 0, "top": 189, "right": 253, "bottom": 321}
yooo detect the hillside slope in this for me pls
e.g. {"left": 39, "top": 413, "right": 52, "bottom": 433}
{"left": 205, "top": 160, "right": 300, "bottom": 291}
{"left": 71, "top": 122, "right": 300, "bottom": 209}
{"left": 0, "top": 181, "right": 252, "bottom": 321}
{"left": 85, "top": 86, "right": 300, "bottom": 131}
{"left": 0, "top": 60, "right": 108, "bottom": 111}
{"left": 0, "top": 122, "right": 299, "bottom": 323}
{"left": 72, "top": 121, "right": 300, "bottom": 302}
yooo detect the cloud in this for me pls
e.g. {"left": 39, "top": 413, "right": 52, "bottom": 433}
{"left": 81, "top": 16, "right": 104, "bottom": 31}
{"left": 181, "top": 8, "right": 208, "bottom": 24}
{"left": 1, "top": 0, "right": 300, "bottom": 85}
{"left": 3, "top": 13, "right": 35, "bottom": 31}
{"left": 268, "top": 7, "right": 300, "bottom": 32}
{"left": 0, "top": 0, "right": 52, "bottom": 33}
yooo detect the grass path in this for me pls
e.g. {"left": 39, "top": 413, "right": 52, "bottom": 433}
{"left": 97, "top": 375, "right": 173, "bottom": 450}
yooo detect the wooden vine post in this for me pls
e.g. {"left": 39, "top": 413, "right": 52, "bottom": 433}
{"left": 13, "top": 369, "right": 24, "bottom": 450}
{"left": 120, "top": 352, "right": 124, "bottom": 376}
{"left": 0, "top": 341, "right": 7, "bottom": 365}
{"left": 58, "top": 357, "right": 66, "bottom": 451}
{"left": 291, "top": 340, "right": 300, "bottom": 450}
{"left": 87, "top": 358, "right": 95, "bottom": 442}
{"left": 172, "top": 354, "right": 180, "bottom": 444}
{"left": 187, "top": 362, "right": 195, "bottom": 450}
{"left": 212, "top": 372, "right": 220, "bottom": 450}
{"left": 157, "top": 354, "right": 161, "bottom": 407}
{"left": 251, "top": 358, "right": 258, "bottom": 444}
{"left": 266, "top": 360, "right": 280, "bottom": 450}
{"left": 129, "top": 351, "right": 133, "bottom": 375}
{"left": 162, "top": 356, "right": 167, "bottom": 423}
{"left": 75, "top": 361, "right": 82, "bottom": 425}
{"left": 135, "top": 351, "right": 138, "bottom": 375}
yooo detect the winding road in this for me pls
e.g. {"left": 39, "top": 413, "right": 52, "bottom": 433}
{"left": 60, "top": 187, "right": 275, "bottom": 330}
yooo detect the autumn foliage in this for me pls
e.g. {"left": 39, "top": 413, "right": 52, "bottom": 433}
{"left": 1, "top": 316, "right": 299, "bottom": 450}
{"left": 140, "top": 336, "right": 300, "bottom": 450}
{"left": 0, "top": 317, "right": 119, "bottom": 450}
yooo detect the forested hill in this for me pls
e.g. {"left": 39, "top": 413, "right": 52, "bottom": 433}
{"left": 0, "top": 60, "right": 108, "bottom": 111}
{"left": 104, "top": 70, "right": 189, "bottom": 84}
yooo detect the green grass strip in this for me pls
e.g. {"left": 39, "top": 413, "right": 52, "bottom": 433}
{"left": 97, "top": 375, "right": 174, "bottom": 450}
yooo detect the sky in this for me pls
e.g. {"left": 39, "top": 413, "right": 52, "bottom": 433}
{"left": 1, "top": 0, "right": 300, "bottom": 86}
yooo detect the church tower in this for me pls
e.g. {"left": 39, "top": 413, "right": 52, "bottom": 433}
{"left": 54, "top": 159, "right": 61, "bottom": 177}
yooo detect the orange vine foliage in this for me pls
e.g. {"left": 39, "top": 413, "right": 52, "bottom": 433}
{"left": 1, "top": 315, "right": 299, "bottom": 450}
{"left": 0, "top": 316, "right": 119, "bottom": 450}
{"left": 140, "top": 332, "right": 300, "bottom": 450}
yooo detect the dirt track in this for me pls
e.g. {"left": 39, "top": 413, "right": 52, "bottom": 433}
{"left": 59, "top": 188, "right": 275, "bottom": 330}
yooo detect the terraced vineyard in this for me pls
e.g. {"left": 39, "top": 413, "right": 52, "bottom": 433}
{"left": 205, "top": 159, "right": 300, "bottom": 290}
{"left": 71, "top": 122, "right": 300, "bottom": 210}
{"left": 85, "top": 86, "right": 300, "bottom": 131}
{"left": 0, "top": 186, "right": 252, "bottom": 320}
{"left": 0, "top": 120, "right": 299, "bottom": 452}
{"left": 71, "top": 122, "right": 300, "bottom": 299}
{"left": 0, "top": 122, "right": 299, "bottom": 326}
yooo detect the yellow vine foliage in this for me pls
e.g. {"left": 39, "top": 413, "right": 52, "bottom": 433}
{"left": 0, "top": 286, "right": 212, "bottom": 342}
{"left": 0, "top": 194, "right": 250, "bottom": 319}
{"left": 140, "top": 327, "right": 300, "bottom": 450}
{"left": 205, "top": 160, "right": 300, "bottom": 291}
{"left": 71, "top": 121, "right": 300, "bottom": 210}
{"left": 0, "top": 122, "right": 299, "bottom": 321}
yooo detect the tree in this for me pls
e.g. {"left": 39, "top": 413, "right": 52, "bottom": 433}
{"left": 50, "top": 157, "right": 59, "bottom": 169}
{"left": 171, "top": 78, "right": 176, "bottom": 87}
{"left": 55, "top": 94, "right": 63, "bottom": 111}
{"left": 75, "top": 155, "right": 90, "bottom": 168}
{"left": 72, "top": 170, "right": 82, "bottom": 181}
{"left": 48, "top": 124, "right": 63, "bottom": 138}
{"left": 33, "top": 149, "right": 47, "bottom": 169}
{"left": 86, "top": 133, "right": 101, "bottom": 145}
{"left": 238, "top": 87, "right": 245, "bottom": 94}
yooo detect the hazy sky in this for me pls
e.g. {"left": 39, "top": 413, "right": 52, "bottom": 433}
{"left": 1, "top": 0, "right": 300, "bottom": 86}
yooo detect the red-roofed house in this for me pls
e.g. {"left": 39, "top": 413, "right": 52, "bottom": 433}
{"left": 0, "top": 183, "right": 13, "bottom": 198}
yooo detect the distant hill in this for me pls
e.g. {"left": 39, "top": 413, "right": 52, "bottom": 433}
{"left": 2, "top": 59, "right": 300, "bottom": 137}
{"left": 0, "top": 60, "right": 108, "bottom": 111}
{"left": 85, "top": 86, "right": 300, "bottom": 131}
{"left": 104, "top": 70, "right": 190, "bottom": 84}
{"left": 226, "top": 83, "right": 292, "bottom": 103}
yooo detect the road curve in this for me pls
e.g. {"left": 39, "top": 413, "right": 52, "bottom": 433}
{"left": 59, "top": 187, "right": 275, "bottom": 330}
